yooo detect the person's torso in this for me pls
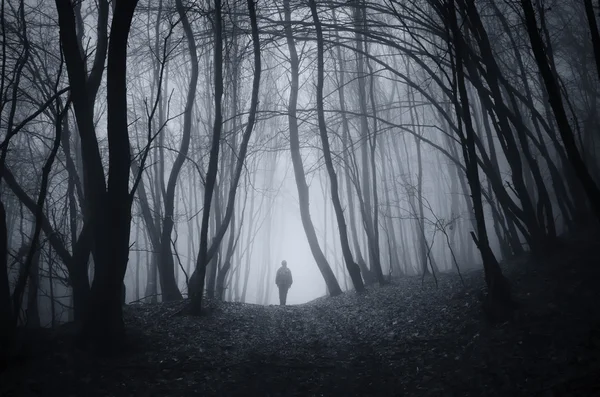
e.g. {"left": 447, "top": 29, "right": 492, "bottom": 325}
{"left": 277, "top": 267, "right": 291, "bottom": 282}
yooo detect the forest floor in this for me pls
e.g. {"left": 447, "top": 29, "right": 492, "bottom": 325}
{"left": 2, "top": 230, "right": 600, "bottom": 396}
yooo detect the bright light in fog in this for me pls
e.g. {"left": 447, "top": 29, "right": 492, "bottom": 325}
{"left": 277, "top": 181, "right": 327, "bottom": 305}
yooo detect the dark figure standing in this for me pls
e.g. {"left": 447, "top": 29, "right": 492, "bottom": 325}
{"left": 275, "top": 260, "right": 293, "bottom": 306}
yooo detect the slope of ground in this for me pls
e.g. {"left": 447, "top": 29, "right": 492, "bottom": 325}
{"left": 1, "top": 230, "right": 600, "bottom": 396}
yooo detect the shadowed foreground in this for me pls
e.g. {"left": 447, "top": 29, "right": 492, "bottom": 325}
{"left": 2, "top": 233, "right": 600, "bottom": 396}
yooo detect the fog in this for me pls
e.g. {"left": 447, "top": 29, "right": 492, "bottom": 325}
{"left": 2, "top": 0, "right": 596, "bottom": 332}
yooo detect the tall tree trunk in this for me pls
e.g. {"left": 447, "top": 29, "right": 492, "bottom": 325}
{"left": 2, "top": 1, "right": 31, "bottom": 340}
{"left": 459, "top": 3, "right": 543, "bottom": 251}
{"left": 240, "top": 172, "right": 257, "bottom": 303}
{"left": 135, "top": 224, "right": 140, "bottom": 301}
{"left": 352, "top": 0, "right": 380, "bottom": 281}
{"left": 206, "top": 184, "right": 222, "bottom": 299}
{"left": 190, "top": 0, "right": 261, "bottom": 313}
{"left": 0, "top": 201, "right": 11, "bottom": 368}
{"left": 521, "top": 0, "right": 600, "bottom": 223}
{"left": 58, "top": 0, "right": 140, "bottom": 349}
{"left": 25, "top": 247, "right": 41, "bottom": 328}
{"left": 363, "top": 47, "right": 385, "bottom": 282}
{"left": 283, "top": 0, "right": 342, "bottom": 296}
{"left": 470, "top": 99, "right": 515, "bottom": 258}
{"left": 447, "top": 0, "right": 513, "bottom": 319}
{"left": 493, "top": 1, "right": 574, "bottom": 228}
{"left": 155, "top": 0, "right": 199, "bottom": 302}
{"left": 12, "top": 95, "right": 67, "bottom": 330}
{"left": 216, "top": 212, "right": 236, "bottom": 300}
{"left": 309, "top": 0, "right": 364, "bottom": 293}
{"left": 465, "top": 1, "right": 557, "bottom": 243}
{"left": 329, "top": 12, "right": 371, "bottom": 282}
{"left": 215, "top": 13, "right": 242, "bottom": 300}
{"left": 189, "top": 0, "right": 224, "bottom": 313}
{"left": 131, "top": 160, "right": 160, "bottom": 302}
{"left": 379, "top": 136, "right": 401, "bottom": 275}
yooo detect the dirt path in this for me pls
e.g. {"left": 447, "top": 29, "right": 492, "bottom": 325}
{"left": 2, "top": 236, "right": 600, "bottom": 396}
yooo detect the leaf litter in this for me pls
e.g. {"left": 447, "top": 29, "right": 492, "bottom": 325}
{"left": 2, "top": 232, "right": 600, "bottom": 396}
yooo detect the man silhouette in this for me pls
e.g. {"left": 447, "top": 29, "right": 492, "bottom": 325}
{"left": 275, "top": 260, "right": 293, "bottom": 306}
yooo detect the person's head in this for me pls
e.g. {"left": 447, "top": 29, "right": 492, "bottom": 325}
{"left": 281, "top": 260, "right": 287, "bottom": 268}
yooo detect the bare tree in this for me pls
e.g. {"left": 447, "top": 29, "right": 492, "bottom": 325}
{"left": 190, "top": 0, "right": 261, "bottom": 314}
{"left": 283, "top": 0, "right": 342, "bottom": 297}
{"left": 446, "top": 0, "right": 514, "bottom": 320}
{"left": 520, "top": 0, "right": 600, "bottom": 223}
{"left": 309, "top": 0, "right": 364, "bottom": 293}
{"left": 55, "top": 0, "right": 139, "bottom": 349}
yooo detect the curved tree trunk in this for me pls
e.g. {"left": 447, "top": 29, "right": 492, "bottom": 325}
{"left": 206, "top": 183, "right": 222, "bottom": 299}
{"left": 329, "top": 12, "right": 372, "bottom": 283}
{"left": 521, "top": 0, "right": 600, "bottom": 223}
{"left": 190, "top": 0, "right": 261, "bottom": 313}
{"left": 156, "top": 0, "right": 200, "bottom": 302}
{"left": 491, "top": 3, "right": 574, "bottom": 232}
{"left": 189, "top": 0, "right": 224, "bottom": 313}
{"left": 12, "top": 95, "right": 67, "bottom": 329}
{"left": 88, "top": 0, "right": 137, "bottom": 348}
{"left": 282, "top": 0, "right": 342, "bottom": 297}
{"left": 55, "top": 0, "right": 139, "bottom": 349}
{"left": 366, "top": 57, "right": 384, "bottom": 283}
{"left": 447, "top": 0, "right": 513, "bottom": 320}
{"left": 309, "top": 0, "right": 364, "bottom": 293}
{"left": 352, "top": 1, "right": 380, "bottom": 283}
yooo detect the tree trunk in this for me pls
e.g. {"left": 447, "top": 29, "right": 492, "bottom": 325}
{"left": 309, "top": 0, "right": 364, "bottom": 293}
{"left": 471, "top": 99, "right": 515, "bottom": 258}
{"left": 12, "top": 95, "right": 67, "bottom": 330}
{"left": 352, "top": 0, "right": 382, "bottom": 283}
{"left": 283, "top": 0, "right": 342, "bottom": 296}
{"left": 216, "top": 215, "right": 235, "bottom": 300}
{"left": 206, "top": 185, "right": 222, "bottom": 299}
{"left": 240, "top": 172, "right": 257, "bottom": 302}
{"left": 379, "top": 138, "right": 401, "bottom": 276}
{"left": 448, "top": 0, "right": 514, "bottom": 320}
{"left": 329, "top": 13, "right": 371, "bottom": 283}
{"left": 189, "top": 0, "right": 224, "bottom": 311}
{"left": 458, "top": 3, "right": 543, "bottom": 251}
{"left": 521, "top": 0, "right": 600, "bottom": 223}
{"left": 365, "top": 58, "right": 385, "bottom": 283}
{"left": 25, "top": 248, "right": 41, "bottom": 328}
{"left": 131, "top": 160, "right": 160, "bottom": 302}
{"left": 190, "top": 0, "right": 261, "bottom": 313}
{"left": 493, "top": 1, "right": 575, "bottom": 228}
{"left": 0, "top": 201, "right": 11, "bottom": 368}
{"left": 63, "top": 0, "right": 139, "bottom": 350}
{"left": 155, "top": 0, "right": 199, "bottom": 302}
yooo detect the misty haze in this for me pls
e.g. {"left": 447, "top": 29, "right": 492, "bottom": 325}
{"left": 1, "top": 0, "right": 600, "bottom": 395}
